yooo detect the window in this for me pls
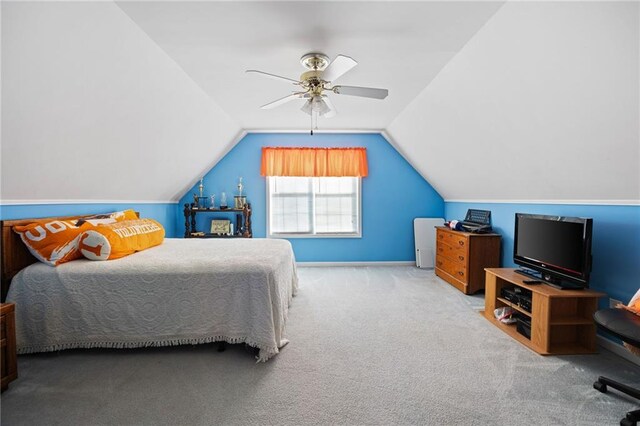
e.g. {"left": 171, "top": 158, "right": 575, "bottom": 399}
{"left": 267, "top": 176, "right": 361, "bottom": 238}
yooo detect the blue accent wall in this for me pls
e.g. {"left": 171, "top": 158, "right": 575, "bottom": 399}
{"left": 0, "top": 203, "right": 178, "bottom": 238}
{"left": 178, "top": 133, "right": 444, "bottom": 262}
{"left": 445, "top": 202, "right": 640, "bottom": 304}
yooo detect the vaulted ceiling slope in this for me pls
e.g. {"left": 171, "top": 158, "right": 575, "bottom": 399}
{"left": 387, "top": 1, "right": 639, "bottom": 202}
{"left": 1, "top": 1, "right": 638, "bottom": 204}
{"left": 1, "top": 1, "right": 241, "bottom": 203}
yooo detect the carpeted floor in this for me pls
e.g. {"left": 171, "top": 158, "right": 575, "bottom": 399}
{"left": 1, "top": 267, "right": 638, "bottom": 425}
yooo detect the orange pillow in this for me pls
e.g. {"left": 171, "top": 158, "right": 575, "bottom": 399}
{"left": 620, "top": 290, "right": 640, "bottom": 354}
{"left": 78, "top": 219, "right": 165, "bottom": 261}
{"left": 13, "top": 210, "right": 140, "bottom": 266}
{"left": 13, "top": 219, "right": 86, "bottom": 266}
{"left": 75, "top": 209, "right": 138, "bottom": 226}
{"left": 620, "top": 289, "right": 640, "bottom": 316}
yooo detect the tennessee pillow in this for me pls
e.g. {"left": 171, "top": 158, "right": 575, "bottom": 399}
{"left": 619, "top": 289, "right": 640, "bottom": 316}
{"left": 13, "top": 219, "right": 85, "bottom": 266}
{"left": 78, "top": 219, "right": 165, "bottom": 261}
{"left": 13, "top": 210, "right": 140, "bottom": 266}
{"left": 75, "top": 209, "right": 138, "bottom": 227}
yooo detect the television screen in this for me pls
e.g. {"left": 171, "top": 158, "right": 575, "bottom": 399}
{"left": 514, "top": 214, "right": 592, "bottom": 288}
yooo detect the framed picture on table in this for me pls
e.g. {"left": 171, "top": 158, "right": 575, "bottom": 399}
{"left": 210, "top": 219, "right": 230, "bottom": 235}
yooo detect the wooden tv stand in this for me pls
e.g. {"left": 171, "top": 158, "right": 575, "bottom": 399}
{"left": 483, "top": 268, "right": 605, "bottom": 355}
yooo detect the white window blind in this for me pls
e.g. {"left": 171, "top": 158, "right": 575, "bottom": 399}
{"left": 267, "top": 176, "right": 361, "bottom": 237}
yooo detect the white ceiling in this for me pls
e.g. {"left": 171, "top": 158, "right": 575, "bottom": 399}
{"left": 2, "top": 1, "right": 637, "bottom": 205}
{"left": 116, "top": 1, "right": 505, "bottom": 131}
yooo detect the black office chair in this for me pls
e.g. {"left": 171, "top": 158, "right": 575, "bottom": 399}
{"left": 593, "top": 308, "right": 640, "bottom": 426}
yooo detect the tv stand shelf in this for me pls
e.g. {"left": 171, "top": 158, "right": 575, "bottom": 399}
{"left": 483, "top": 268, "right": 605, "bottom": 355}
{"left": 496, "top": 297, "right": 531, "bottom": 317}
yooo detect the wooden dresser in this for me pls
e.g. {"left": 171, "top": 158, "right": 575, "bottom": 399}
{"left": 1, "top": 303, "right": 18, "bottom": 392}
{"left": 435, "top": 226, "right": 501, "bottom": 294}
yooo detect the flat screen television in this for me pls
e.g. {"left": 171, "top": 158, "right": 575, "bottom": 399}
{"left": 513, "top": 213, "right": 593, "bottom": 289}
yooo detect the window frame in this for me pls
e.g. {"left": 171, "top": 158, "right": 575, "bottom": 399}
{"left": 266, "top": 176, "right": 362, "bottom": 239}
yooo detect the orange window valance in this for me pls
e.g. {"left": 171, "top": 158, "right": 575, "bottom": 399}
{"left": 260, "top": 147, "right": 368, "bottom": 177}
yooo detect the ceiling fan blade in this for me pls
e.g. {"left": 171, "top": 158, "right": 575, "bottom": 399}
{"left": 260, "top": 92, "right": 308, "bottom": 109}
{"left": 246, "top": 69, "right": 300, "bottom": 84}
{"left": 322, "top": 55, "right": 357, "bottom": 83}
{"left": 332, "top": 85, "right": 388, "bottom": 100}
{"left": 321, "top": 95, "right": 337, "bottom": 118}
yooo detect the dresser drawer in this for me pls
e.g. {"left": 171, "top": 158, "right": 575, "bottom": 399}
{"left": 436, "top": 255, "right": 467, "bottom": 282}
{"left": 435, "top": 226, "right": 501, "bottom": 295}
{"left": 1, "top": 315, "right": 5, "bottom": 341}
{"left": 1, "top": 312, "right": 8, "bottom": 381}
{"left": 1, "top": 303, "right": 17, "bottom": 392}
{"left": 437, "top": 229, "right": 468, "bottom": 252}
{"left": 436, "top": 241, "right": 467, "bottom": 264}
{"left": 1, "top": 340, "right": 6, "bottom": 379}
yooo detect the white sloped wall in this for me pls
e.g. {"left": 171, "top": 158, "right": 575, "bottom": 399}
{"left": 1, "top": 1, "right": 241, "bottom": 203}
{"left": 387, "top": 1, "right": 639, "bottom": 202}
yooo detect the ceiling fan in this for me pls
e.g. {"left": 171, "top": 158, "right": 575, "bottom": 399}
{"left": 247, "top": 52, "right": 388, "bottom": 133}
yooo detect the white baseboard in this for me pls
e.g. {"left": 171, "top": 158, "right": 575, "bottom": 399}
{"left": 444, "top": 199, "right": 639, "bottom": 206}
{"left": 297, "top": 261, "right": 416, "bottom": 267}
{"left": 0, "top": 200, "right": 178, "bottom": 205}
{"left": 598, "top": 335, "right": 640, "bottom": 366}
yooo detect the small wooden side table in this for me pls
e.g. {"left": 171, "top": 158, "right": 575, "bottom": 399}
{"left": 1, "top": 303, "right": 18, "bottom": 391}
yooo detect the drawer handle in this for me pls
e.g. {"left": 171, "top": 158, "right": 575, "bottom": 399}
{"left": 458, "top": 271, "right": 464, "bottom": 276}
{"left": 458, "top": 241, "right": 464, "bottom": 246}
{"left": 437, "top": 261, "right": 442, "bottom": 267}
{"left": 458, "top": 255, "right": 464, "bottom": 261}
{"left": 439, "top": 234, "right": 444, "bottom": 239}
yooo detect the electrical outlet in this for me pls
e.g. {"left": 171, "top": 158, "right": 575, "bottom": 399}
{"left": 610, "top": 298, "right": 623, "bottom": 308}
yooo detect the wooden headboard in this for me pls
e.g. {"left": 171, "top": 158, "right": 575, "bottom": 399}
{"left": 1, "top": 212, "right": 139, "bottom": 302}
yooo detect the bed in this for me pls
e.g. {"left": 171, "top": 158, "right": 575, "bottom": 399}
{"left": 1, "top": 216, "right": 298, "bottom": 362}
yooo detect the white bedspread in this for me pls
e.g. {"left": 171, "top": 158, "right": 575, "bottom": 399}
{"left": 6, "top": 238, "right": 298, "bottom": 361}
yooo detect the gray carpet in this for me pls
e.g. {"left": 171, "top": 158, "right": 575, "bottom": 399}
{"left": 1, "top": 267, "right": 638, "bottom": 425}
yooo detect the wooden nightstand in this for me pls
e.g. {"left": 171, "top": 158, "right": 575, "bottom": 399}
{"left": 1, "top": 303, "right": 18, "bottom": 391}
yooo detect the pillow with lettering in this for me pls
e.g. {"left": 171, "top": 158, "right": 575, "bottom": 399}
{"left": 13, "top": 210, "right": 139, "bottom": 266}
{"left": 75, "top": 209, "right": 138, "bottom": 227}
{"left": 13, "top": 219, "right": 85, "bottom": 266}
{"left": 78, "top": 219, "right": 165, "bottom": 261}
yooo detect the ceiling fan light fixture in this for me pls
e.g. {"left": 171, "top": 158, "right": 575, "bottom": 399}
{"left": 301, "top": 96, "right": 331, "bottom": 117}
{"left": 312, "top": 97, "right": 331, "bottom": 116}
{"left": 300, "top": 98, "right": 313, "bottom": 115}
{"left": 321, "top": 95, "right": 337, "bottom": 118}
